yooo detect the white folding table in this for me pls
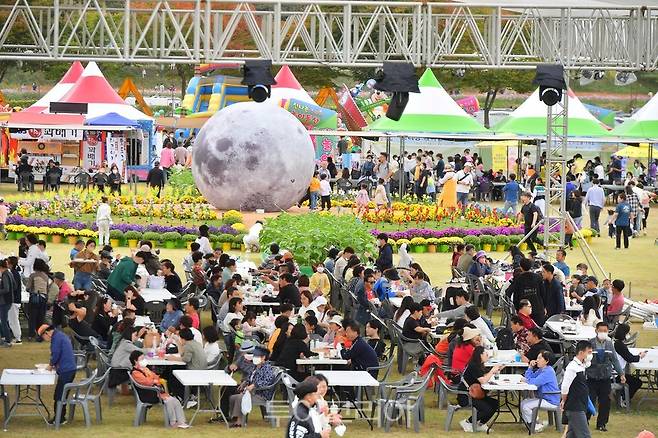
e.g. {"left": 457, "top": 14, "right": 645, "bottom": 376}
{"left": 139, "top": 288, "right": 173, "bottom": 303}
{"left": 144, "top": 358, "right": 187, "bottom": 367}
{"left": 172, "top": 370, "right": 237, "bottom": 426}
{"left": 630, "top": 347, "right": 658, "bottom": 408}
{"left": 545, "top": 321, "right": 596, "bottom": 341}
{"left": 321, "top": 371, "right": 380, "bottom": 429}
{"left": 482, "top": 374, "right": 538, "bottom": 433}
{"left": 297, "top": 357, "right": 348, "bottom": 374}
{"left": 1, "top": 369, "right": 57, "bottom": 431}
{"left": 486, "top": 350, "right": 529, "bottom": 369}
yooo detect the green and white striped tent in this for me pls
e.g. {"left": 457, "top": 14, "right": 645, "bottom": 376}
{"left": 367, "top": 68, "right": 489, "bottom": 134}
{"left": 612, "top": 92, "right": 658, "bottom": 140}
{"left": 492, "top": 89, "right": 611, "bottom": 138}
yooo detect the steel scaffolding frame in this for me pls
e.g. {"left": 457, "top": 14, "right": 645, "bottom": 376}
{"left": 0, "top": 0, "right": 657, "bottom": 69}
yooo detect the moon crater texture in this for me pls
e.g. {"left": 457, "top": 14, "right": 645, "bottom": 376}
{"left": 192, "top": 102, "right": 315, "bottom": 211}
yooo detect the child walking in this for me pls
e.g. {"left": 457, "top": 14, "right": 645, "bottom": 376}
{"left": 374, "top": 178, "right": 388, "bottom": 212}
{"left": 604, "top": 209, "right": 616, "bottom": 238}
{"left": 319, "top": 173, "right": 332, "bottom": 211}
{"left": 355, "top": 183, "right": 370, "bottom": 216}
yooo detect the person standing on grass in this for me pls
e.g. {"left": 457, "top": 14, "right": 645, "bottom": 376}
{"left": 585, "top": 179, "right": 605, "bottom": 234}
{"left": 611, "top": 193, "right": 632, "bottom": 250}
{"left": 518, "top": 191, "right": 543, "bottom": 253}
{"left": 455, "top": 162, "right": 474, "bottom": 209}
{"left": 319, "top": 173, "right": 332, "bottom": 211}
{"left": 146, "top": 161, "right": 166, "bottom": 197}
{"left": 561, "top": 340, "right": 593, "bottom": 438}
{"left": 96, "top": 196, "right": 112, "bottom": 246}
{"left": 502, "top": 173, "right": 520, "bottom": 215}
{"left": 38, "top": 324, "right": 76, "bottom": 426}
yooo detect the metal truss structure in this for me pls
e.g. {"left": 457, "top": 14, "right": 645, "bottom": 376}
{"left": 0, "top": 0, "right": 657, "bottom": 69}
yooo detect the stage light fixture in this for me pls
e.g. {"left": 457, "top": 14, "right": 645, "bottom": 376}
{"left": 374, "top": 62, "right": 420, "bottom": 121}
{"left": 533, "top": 64, "right": 567, "bottom": 107}
{"left": 241, "top": 60, "right": 276, "bottom": 103}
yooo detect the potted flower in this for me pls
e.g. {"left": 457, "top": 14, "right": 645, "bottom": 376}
{"left": 163, "top": 231, "right": 182, "bottom": 249}
{"left": 579, "top": 228, "right": 593, "bottom": 244}
{"left": 463, "top": 235, "right": 480, "bottom": 250}
{"left": 109, "top": 229, "right": 124, "bottom": 248}
{"left": 410, "top": 237, "right": 428, "bottom": 253}
{"left": 495, "top": 235, "right": 510, "bottom": 252}
{"left": 50, "top": 228, "right": 65, "bottom": 244}
{"left": 446, "top": 236, "right": 465, "bottom": 247}
{"left": 182, "top": 233, "right": 197, "bottom": 249}
{"left": 36, "top": 226, "right": 51, "bottom": 242}
{"left": 124, "top": 230, "right": 142, "bottom": 248}
{"left": 509, "top": 235, "right": 521, "bottom": 248}
{"left": 232, "top": 234, "right": 244, "bottom": 250}
{"left": 480, "top": 235, "right": 495, "bottom": 252}
{"left": 219, "top": 234, "right": 232, "bottom": 252}
{"left": 142, "top": 231, "right": 161, "bottom": 248}
{"left": 222, "top": 209, "right": 243, "bottom": 225}
{"left": 5, "top": 224, "right": 19, "bottom": 240}
{"left": 436, "top": 237, "right": 451, "bottom": 253}
{"left": 427, "top": 237, "right": 440, "bottom": 253}
{"left": 64, "top": 228, "right": 80, "bottom": 245}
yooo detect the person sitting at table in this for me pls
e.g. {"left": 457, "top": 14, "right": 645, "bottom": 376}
{"left": 124, "top": 285, "right": 145, "bottom": 316}
{"left": 580, "top": 295, "right": 602, "bottom": 327}
{"left": 521, "top": 350, "right": 560, "bottom": 433}
{"left": 457, "top": 245, "right": 476, "bottom": 274}
{"left": 228, "top": 346, "right": 279, "bottom": 428}
{"left": 37, "top": 324, "right": 77, "bottom": 426}
{"left": 206, "top": 274, "right": 223, "bottom": 307}
{"left": 304, "top": 315, "right": 326, "bottom": 341}
{"left": 190, "top": 251, "right": 207, "bottom": 290}
{"left": 299, "top": 289, "right": 316, "bottom": 316}
{"left": 129, "top": 350, "right": 190, "bottom": 428}
{"left": 410, "top": 271, "right": 434, "bottom": 302}
{"left": 267, "top": 315, "right": 289, "bottom": 352}
{"left": 340, "top": 319, "right": 379, "bottom": 375}
{"left": 217, "top": 287, "right": 240, "bottom": 326}
{"left": 110, "top": 326, "right": 146, "bottom": 389}
{"left": 222, "top": 296, "right": 244, "bottom": 332}
{"left": 612, "top": 323, "right": 644, "bottom": 403}
{"left": 365, "top": 319, "right": 386, "bottom": 358}
{"left": 67, "top": 301, "right": 101, "bottom": 340}
{"left": 169, "top": 328, "right": 206, "bottom": 369}
{"left": 465, "top": 305, "right": 495, "bottom": 345}
{"left": 468, "top": 250, "right": 492, "bottom": 278}
{"left": 451, "top": 326, "right": 482, "bottom": 373}
{"left": 202, "top": 325, "right": 221, "bottom": 365}
{"left": 401, "top": 262, "right": 431, "bottom": 285}
{"left": 568, "top": 274, "right": 586, "bottom": 300}
{"left": 437, "top": 289, "right": 472, "bottom": 321}
{"left": 177, "top": 315, "right": 202, "bottom": 343}
{"left": 510, "top": 315, "right": 530, "bottom": 354}
{"left": 278, "top": 273, "right": 302, "bottom": 307}
{"left": 160, "top": 261, "right": 182, "bottom": 297}
{"left": 97, "top": 251, "right": 113, "bottom": 280}
{"left": 277, "top": 323, "right": 318, "bottom": 381}
{"left": 323, "top": 315, "right": 344, "bottom": 345}
{"left": 271, "top": 320, "right": 294, "bottom": 362}
{"left": 184, "top": 296, "right": 200, "bottom": 329}
{"left": 160, "top": 298, "right": 183, "bottom": 333}
{"left": 517, "top": 299, "right": 538, "bottom": 330}
{"left": 107, "top": 252, "right": 148, "bottom": 300}
{"left": 373, "top": 268, "right": 405, "bottom": 301}
{"left": 92, "top": 296, "right": 119, "bottom": 343}
{"left": 310, "top": 262, "right": 331, "bottom": 298}
{"left": 401, "top": 302, "right": 432, "bottom": 354}
{"left": 606, "top": 279, "right": 626, "bottom": 317}
{"left": 394, "top": 295, "right": 415, "bottom": 327}
{"left": 523, "top": 327, "right": 553, "bottom": 363}
{"left": 457, "top": 346, "right": 503, "bottom": 432}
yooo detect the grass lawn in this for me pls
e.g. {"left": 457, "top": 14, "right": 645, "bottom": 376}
{"left": 1, "top": 206, "right": 657, "bottom": 437}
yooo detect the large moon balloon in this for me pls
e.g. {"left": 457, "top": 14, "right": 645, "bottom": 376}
{"left": 192, "top": 102, "right": 315, "bottom": 211}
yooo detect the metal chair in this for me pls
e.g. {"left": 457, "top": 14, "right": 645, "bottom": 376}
{"left": 128, "top": 373, "right": 170, "bottom": 427}
{"left": 54, "top": 370, "right": 98, "bottom": 429}
{"left": 438, "top": 377, "right": 479, "bottom": 431}
{"left": 528, "top": 391, "right": 563, "bottom": 435}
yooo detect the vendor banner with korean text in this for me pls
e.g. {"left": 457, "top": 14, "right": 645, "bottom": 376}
{"left": 280, "top": 98, "right": 338, "bottom": 161}
{"left": 9, "top": 127, "right": 83, "bottom": 141}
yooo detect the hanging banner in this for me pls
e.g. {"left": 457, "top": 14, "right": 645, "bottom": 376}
{"left": 82, "top": 131, "right": 102, "bottom": 170}
{"left": 279, "top": 98, "right": 338, "bottom": 161}
{"left": 491, "top": 144, "right": 508, "bottom": 173}
{"left": 9, "top": 127, "right": 83, "bottom": 141}
{"left": 456, "top": 96, "right": 480, "bottom": 115}
{"left": 106, "top": 133, "right": 127, "bottom": 182}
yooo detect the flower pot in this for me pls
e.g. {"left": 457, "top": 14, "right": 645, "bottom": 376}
{"left": 5, "top": 232, "right": 16, "bottom": 240}
{"left": 127, "top": 239, "right": 139, "bottom": 248}
{"left": 438, "top": 244, "right": 450, "bottom": 253}
{"left": 110, "top": 238, "right": 121, "bottom": 248}
{"left": 222, "top": 242, "right": 231, "bottom": 252}
{"left": 67, "top": 236, "right": 78, "bottom": 245}
{"left": 482, "top": 244, "right": 493, "bottom": 252}
{"left": 51, "top": 235, "right": 63, "bottom": 244}
{"left": 178, "top": 240, "right": 188, "bottom": 249}
{"left": 38, "top": 234, "right": 48, "bottom": 242}
{"left": 427, "top": 244, "right": 437, "bottom": 253}
{"left": 585, "top": 236, "right": 592, "bottom": 244}
{"left": 518, "top": 242, "right": 528, "bottom": 251}
{"left": 240, "top": 244, "right": 246, "bottom": 252}
{"left": 165, "top": 241, "right": 177, "bottom": 249}
{"left": 15, "top": 232, "right": 25, "bottom": 240}
{"left": 412, "top": 245, "right": 427, "bottom": 253}
{"left": 496, "top": 244, "right": 506, "bottom": 252}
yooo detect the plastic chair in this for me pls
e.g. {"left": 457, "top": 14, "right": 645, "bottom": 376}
{"left": 74, "top": 172, "right": 91, "bottom": 190}
{"left": 85, "top": 368, "right": 111, "bottom": 423}
{"left": 54, "top": 370, "right": 98, "bottom": 429}
{"left": 18, "top": 171, "right": 34, "bottom": 192}
{"left": 74, "top": 351, "right": 92, "bottom": 377}
{"left": 241, "top": 368, "right": 283, "bottom": 427}
{"left": 438, "top": 377, "right": 478, "bottom": 431}
{"left": 128, "top": 373, "right": 170, "bottom": 427}
{"left": 281, "top": 373, "right": 300, "bottom": 409}
{"left": 381, "top": 368, "right": 435, "bottom": 432}
{"left": 145, "top": 301, "right": 166, "bottom": 324}
{"left": 528, "top": 391, "right": 563, "bottom": 435}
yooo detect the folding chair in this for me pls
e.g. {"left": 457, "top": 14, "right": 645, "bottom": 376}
{"left": 54, "top": 370, "right": 98, "bottom": 429}
{"left": 128, "top": 374, "right": 170, "bottom": 427}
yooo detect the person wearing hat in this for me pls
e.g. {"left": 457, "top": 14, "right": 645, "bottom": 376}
{"left": 286, "top": 378, "right": 330, "bottom": 438}
{"left": 437, "top": 163, "right": 457, "bottom": 210}
{"left": 455, "top": 161, "right": 474, "bottom": 208}
{"left": 323, "top": 315, "right": 344, "bottom": 345}
{"left": 38, "top": 324, "right": 76, "bottom": 425}
{"left": 468, "top": 250, "right": 492, "bottom": 278}
{"left": 451, "top": 326, "right": 483, "bottom": 373}
{"left": 228, "top": 346, "right": 277, "bottom": 427}
{"left": 373, "top": 268, "right": 404, "bottom": 301}
{"left": 106, "top": 251, "right": 149, "bottom": 301}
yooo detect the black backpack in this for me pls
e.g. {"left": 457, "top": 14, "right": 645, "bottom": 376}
{"left": 496, "top": 327, "right": 515, "bottom": 350}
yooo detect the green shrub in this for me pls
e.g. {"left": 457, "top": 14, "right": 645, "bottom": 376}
{"left": 222, "top": 210, "right": 243, "bottom": 225}
{"left": 124, "top": 231, "right": 142, "bottom": 240}
{"left": 182, "top": 234, "right": 197, "bottom": 242}
{"left": 509, "top": 235, "right": 522, "bottom": 244}
{"left": 495, "top": 235, "right": 510, "bottom": 246}
{"left": 463, "top": 235, "right": 480, "bottom": 246}
{"left": 260, "top": 213, "right": 377, "bottom": 265}
{"left": 142, "top": 231, "right": 162, "bottom": 243}
{"left": 109, "top": 230, "right": 124, "bottom": 239}
{"left": 163, "top": 231, "right": 182, "bottom": 242}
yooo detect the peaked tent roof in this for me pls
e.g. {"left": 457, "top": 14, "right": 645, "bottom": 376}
{"left": 268, "top": 65, "right": 315, "bottom": 104}
{"left": 54, "top": 62, "right": 152, "bottom": 121}
{"left": 25, "top": 61, "right": 84, "bottom": 113}
{"left": 86, "top": 112, "right": 140, "bottom": 127}
{"left": 611, "top": 92, "right": 658, "bottom": 139}
{"left": 367, "top": 68, "right": 489, "bottom": 134}
{"left": 492, "top": 88, "right": 610, "bottom": 137}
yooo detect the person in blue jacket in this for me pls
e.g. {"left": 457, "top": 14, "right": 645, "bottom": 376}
{"left": 521, "top": 350, "right": 560, "bottom": 433}
{"left": 38, "top": 324, "right": 77, "bottom": 425}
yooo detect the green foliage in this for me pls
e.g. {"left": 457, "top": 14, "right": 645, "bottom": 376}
{"left": 109, "top": 230, "right": 124, "bottom": 239}
{"left": 260, "top": 213, "right": 377, "bottom": 265}
{"left": 233, "top": 234, "right": 245, "bottom": 244}
{"left": 142, "top": 231, "right": 162, "bottom": 242}
{"left": 182, "top": 234, "right": 197, "bottom": 242}
{"left": 124, "top": 231, "right": 142, "bottom": 240}
{"left": 509, "top": 235, "right": 522, "bottom": 244}
{"left": 162, "top": 231, "right": 182, "bottom": 242}
{"left": 463, "top": 235, "right": 480, "bottom": 246}
{"left": 480, "top": 235, "right": 496, "bottom": 245}
{"left": 222, "top": 210, "right": 244, "bottom": 225}
{"left": 495, "top": 235, "right": 510, "bottom": 246}
{"left": 166, "top": 168, "right": 199, "bottom": 196}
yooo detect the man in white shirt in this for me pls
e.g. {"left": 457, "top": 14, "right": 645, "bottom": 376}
{"left": 594, "top": 160, "right": 605, "bottom": 181}
{"left": 19, "top": 234, "right": 41, "bottom": 278}
{"left": 333, "top": 247, "right": 354, "bottom": 281}
{"left": 584, "top": 179, "right": 605, "bottom": 234}
{"left": 561, "top": 341, "right": 593, "bottom": 438}
{"left": 455, "top": 162, "right": 474, "bottom": 208}
{"left": 96, "top": 196, "right": 112, "bottom": 246}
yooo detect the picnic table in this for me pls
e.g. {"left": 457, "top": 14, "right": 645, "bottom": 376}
{"left": 545, "top": 321, "right": 596, "bottom": 341}
{"left": 1, "top": 369, "right": 57, "bottom": 431}
{"left": 173, "top": 370, "right": 237, "bottom": 426}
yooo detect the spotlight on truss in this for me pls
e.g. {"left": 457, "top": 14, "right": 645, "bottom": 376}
{"left": 533, "top": 64, "right": 567, "bottom": 107}
{"left": 374, "top": 62, "right": 420, "bottom": 121}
